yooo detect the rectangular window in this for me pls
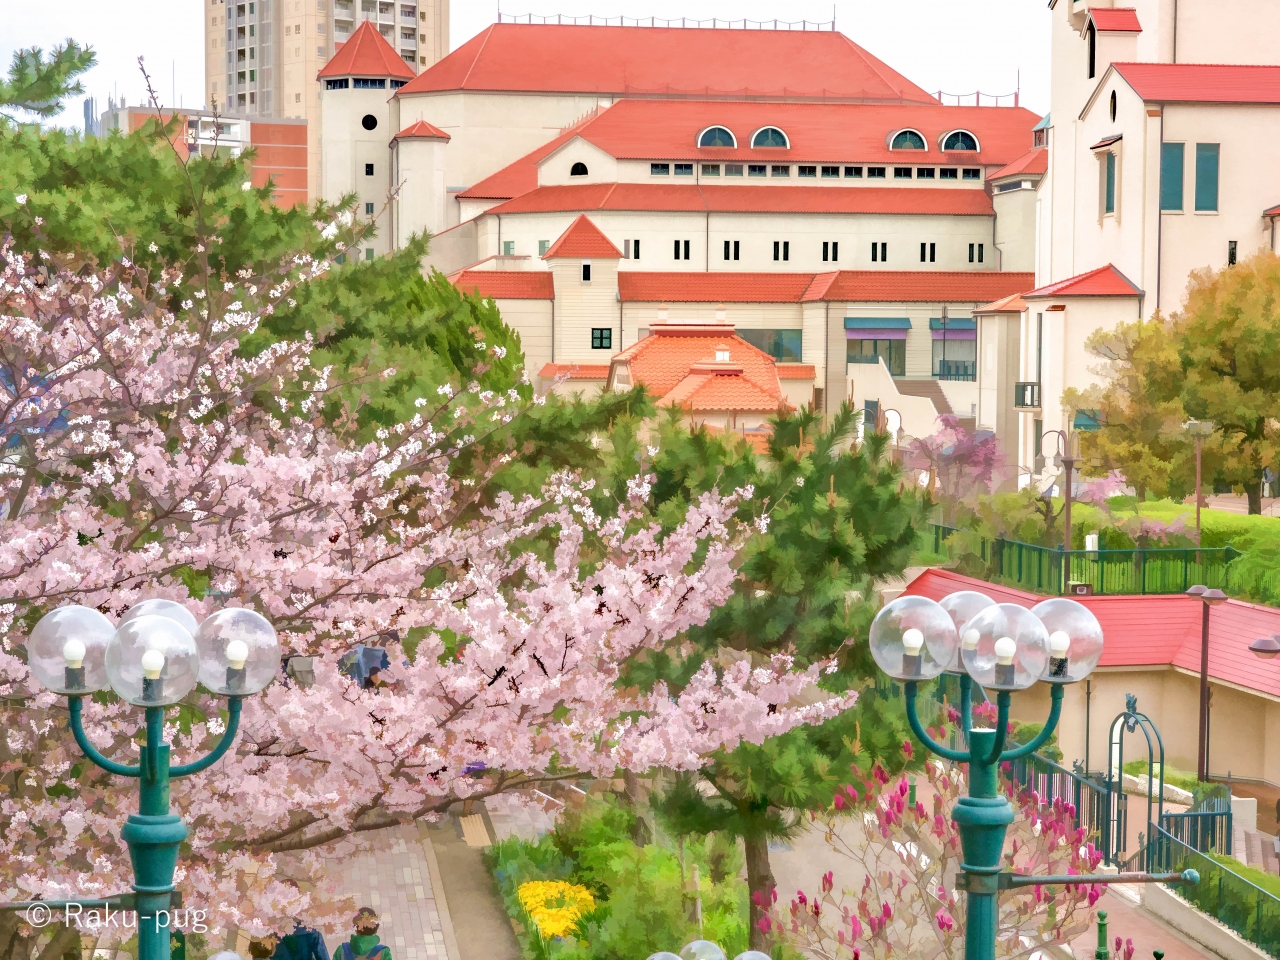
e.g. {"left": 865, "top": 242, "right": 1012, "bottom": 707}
{"left": 968, "top": 243, "right": 984, "bottom": 263}
{"left": 821, "top": 241, "right": 838, "bottom": 262}
{"left": 845, "top": 166, "right": 863, "bottom": 178}
{"left": 821, "top": 165, "right": 840, "bottom": 178}
{"left": 581, "top": 262, "right": 592, "bottom": 281}
{"left": 723, "top": 240, "right": 740, "bottom": 261}
{"left": 962, "top": 168, "right": 982, "bottom": 180}
{"left": 249, "top": 68, "right": 256, "bottom": 81}
{"left": 634, "top": 239, "right": 641, "bottom": 260}
{"left": 920, "top": 243, "right": 937, "bottom": 263}
{"left": 920, "top": 242, "right": 927, "bottom": 263}
{"left": 932, "top": 338, "right": 977, "bottom": 379}
{"left": 672, "top": 239, "right": 690, "bottom": 261}
{"left": 591, "top": 328, "right": 612, "bottom": 349}
{"left": 871, "top": 242, "right": 887, "bottom": 262}
{"left": 773, "top": 240, "right": 790, "bottom": 261}
{"left": 365, "top": 248, "right": 374, "bottom": 261}
{"left": 1104, "top": 151, "right": 1116, "bottom": 214}
{"left": 539, "top": 240, "right": 551, "bottom": 257}
{"left": 894, "top": 167, "right": 913, "bottom": 179}
{"left": 651, "top": 163, "right": 670, "bottom": 176}
{"left": 868, "top": 167, "right": 886, "bottom": 179}
{"left": 725, "top": 163, "right": 744, "bottom": 176}
{"left": 352, "top": 78, "right": 386, "bottom": 89}
{"left": 365, "top": 201, "right": 375, "bottom": 215}
{"left": 739, "top": 329, "right": 802, "bottom": 362}
{"left": 365, "top": 162, "right": 374, "bottom": 175}
{"left": 940, "top": 168, "right": 958, "bottom": 180}
{"left": 929, "top": 242, "right": 936, "bottom": 263}
{"left": 1195, "top": 143, "right": 1220, "bottom": 212}
{"left": 1036, "top": 313, "right": 1043, "bottom": 382}
{"left": 748, "top": 164, "right": 767, "bottom": 177}
{"left": 771, "top": 165, "right": 790, "bottom": 177}
{"left": 917, "top": 168, "right": 936, "bottom": 179}
{"left": 702, "top": 164, "right": 721, "bottom": 176}
{"left": 1228, "top": 240, "right": 1238, "bottom": 266}
{"left": 1160, "top": 142, "right": 1184, "bottom": 211}
{"left": 325, "top": 78, "right": 349, "bottom": 89}
{"left": 798, "top": 165, "right": 817, "bottom": 178}
{"left": 674, "top": 163, "right": 693, "bottom": 176}
{"left": 1033, "top": 419, "right": 1043, "bottom": 459}
{"left": 847, "top": 339, "right": 906, "bottom": 377}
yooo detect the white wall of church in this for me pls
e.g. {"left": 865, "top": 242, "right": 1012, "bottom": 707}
{"left": 320, "top": 84, "right": 396, "bottom": 256}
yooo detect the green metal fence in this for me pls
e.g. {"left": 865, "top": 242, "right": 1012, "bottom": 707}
{"left": 930, "top": 524, "right": 1239, "bottom": 596}
{"left": 1145, "top": 825, "right": 1280, "bottom": 956}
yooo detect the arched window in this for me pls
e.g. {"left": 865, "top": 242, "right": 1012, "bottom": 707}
{"left": 1109, "top": 90, "right": 1117, "bottom": 121}
{"left": 751, "top": 126, "right": 789, "bottom": 148}
{"left": 942, "top": 130, "right": 979, "bottom": 152}
{"left": 890, "top": 129, "right": 927, "bottom": 151}
{"left": 1087, "top": 23, "right": 1097, "bottom": 79}
{"left": 698, "top": 126, "right": 736, "bottom": 148}
{"left": 570, "top": 161, "right": 588, "bottom": 176}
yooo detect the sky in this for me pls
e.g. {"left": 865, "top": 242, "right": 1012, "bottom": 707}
{"left": 2, "top": 0, "right": 1050, "bottom": 129}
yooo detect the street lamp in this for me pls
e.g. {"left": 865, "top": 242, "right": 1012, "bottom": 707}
{"left": 24, "top": 600, "right": 281, "bottom": 960}
{"left": 869, "top": 592, "right": 1197, "bottom": 960}
{"left": 1186, "top": 585, "right": 1228, "bottom": 782}
{"left": 1184, "top": 420, "right": 1215, "bottom": 544}
{"left": 1037, "top": 429, "right": 1081, "bottom": 554}
{"left": 1250, "top": 634, "right": 1280, "bottom": 659}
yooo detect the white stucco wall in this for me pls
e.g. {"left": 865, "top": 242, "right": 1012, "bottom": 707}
{"left": 320, "top": 83, "right": 397, "bottom": 256}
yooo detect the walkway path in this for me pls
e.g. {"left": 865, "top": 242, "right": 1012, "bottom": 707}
{"left": 1065, "top": 889, "right": 1211, "bottom": 960}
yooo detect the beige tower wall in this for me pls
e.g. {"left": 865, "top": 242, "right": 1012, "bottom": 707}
{"left": 320, "top": 84, "right": 397, "bottom": 255}
{"left": 546, "top": 258, "right": 622, "bottom": 364}
{"left": 393, "top": 138, "right": 449, "bottom": 244}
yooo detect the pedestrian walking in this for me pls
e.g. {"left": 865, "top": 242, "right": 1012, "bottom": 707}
{"left": 334, "top": 908, "right": 391, "bottom": 960}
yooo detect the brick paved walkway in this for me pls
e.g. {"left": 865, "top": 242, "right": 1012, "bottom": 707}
{"left": 1065, "top": 890, "right": 1212, "bottom": 960}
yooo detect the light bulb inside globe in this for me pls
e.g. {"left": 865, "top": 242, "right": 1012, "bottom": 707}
{"left": 225, "top": 639, "right": 249, "bottom": 670}
{"left": 141, "top": 648, "right": 166, "bottom": 680}
{"left": 962, "top": 628, "right": 980, "bottom": 651}
{"left": 900, "top": 626, "right": 925, "bottom": 677}
{"left": 994, "top": 635, "right": 1017, "bottom": 686}
{"left": 902, "top": 628, "right": 925, "bottom": 655}
{"left": 1048, "top": 630, "right": 1071, "bottom": 679}
{"left": 62, "top": 638, "right": 87, "bottom": 669}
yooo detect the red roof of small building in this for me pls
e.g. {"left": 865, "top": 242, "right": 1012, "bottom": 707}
{"left": 903, "top": 568, "right": 1280, "bottom": 700}
{"left": 542, "top": 214, "right": 624, "bottom": 259}
{"left": 1112, "top": 62, "right": 1280, "bottom": 104}
{"left": 778, "top": 363, "right": 817, "bottom": 380}
{"left": 1024, "top": 264, "right": 1143, "bottom": 299}
{"left": 989, "top": 147, "right": 1048, "bottom": 181}
{"left": 975, "top": 292, "right": 1029, "bottom": 313}
{"left": 1089, "top": 8, "right": 1142, "bottom": 32}
{"left": 538, "top": 363, "right": 611, "bottom": 380}
{"left": 454, "top": 270, "right": 554, "bottom": 300}
{"left": 319, "top": 22, "right": 416, "bottom": 80}
{"left": 617, "top": 270, "right": 1034, "bottom": 304}
{"left": 395, "top": 119, "right": 451, "bottom": 140}
{"left": 1266, "top": 203, "right": 1280, "bottom": 218}
{"left": 395, "top": 23, "right": 938, "bottom": 104}
{"left": 489, "top": 183, "right": 997, "bottom": 217}
{"left": 661, "top": 363, "right": 789, "bottom": 413}
{"left": 612, "top": 324, "right": 785, "bottom": 404}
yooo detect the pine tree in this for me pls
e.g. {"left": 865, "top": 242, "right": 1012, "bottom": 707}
{"left": 0, "top": 41, "right": 95, "bottom": 123}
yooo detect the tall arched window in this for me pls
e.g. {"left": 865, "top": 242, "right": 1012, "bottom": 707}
{"left": 1087, "top": 23, "right": 1097, "bottom": 79}
{"left": 698, "top": 126, "right": 736, "bottom": 148}
{"left": 570, "top": 161, "right": 588, "bottom": 176}
{"left": 943, "top": 130, "right": 979, "bottom": 152}
{"left": 891, "top": 129, "right": 927, "bottom": 150}
{"left": 751, "top": 127, "right": 789, "bottom": 148}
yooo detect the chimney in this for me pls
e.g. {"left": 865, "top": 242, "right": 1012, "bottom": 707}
{"left": 715, "top": 303, "right": 727, "bottom": 323}
{"left": 658, "top": 303, "right": 669, "bottom": 323}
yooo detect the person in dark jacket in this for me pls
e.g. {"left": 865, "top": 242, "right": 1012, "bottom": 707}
{"left": 333, "top": 908, "right": 390, "bottom": 960}
{"left": 273, "top": 924, "right": 331, "bottom": 960}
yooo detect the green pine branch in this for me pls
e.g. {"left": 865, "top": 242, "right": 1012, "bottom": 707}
{"left": 0, "top": 41, "right": 96, "bottom": 122}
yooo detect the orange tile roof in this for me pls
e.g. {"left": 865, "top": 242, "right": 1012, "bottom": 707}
{"left": 1024, "top": 264, "right": 1143, "bottom": 299}
{"left": 817, "top": 270, "right": 1035, "bottom": 303}
{"left": 616, "top": 270, "right": 1034, "bottom": 304}
{"left": 319, "top": 22, "right": 415, "bottom": 80}
{"left": 458, "top": 121, "right": 592, "bottom": 201}
{"left": 1089, "top": 7, "right": 1142, "bottom": 32}
{"left": 395, "top": 24, "right": 938, "bottom": 104}
{"left": 489, "top": 182, "right": 996, "bottom": 217}
{"left": 542, "top": 215, "right": 624, "bottom": 259}
{"left": 777, "top": 363, "right": 817, "bottom": 379}
{"left": 455, "top": 270, "right": 554, "bottom": 300}
{"left": 989, "top": 146, "right": 1047, "bottom": 181}
{"left": 1265, "top": 203, "right": 1280, "bottom": 218}
{"left": 538, "top": 363, "right": 611, "bottom": 380}
{"left": 614, "top": 325, "right": 783, "bottom": 402}
{"left": 974, "top": 292, "right": 1028, "bottom": 313}
{"left": 661, "top": 364, "right": 791, "bottom": 414}
{"left": 1112, "top": 62, "right": 1280, "bottom": 104}
{"left": 395, "top": 119, "right": 451, "bottom": 140}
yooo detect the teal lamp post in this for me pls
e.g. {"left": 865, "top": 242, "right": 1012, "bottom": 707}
{"left": 869, "top": 593, "right": 1199, "bottom": 960}
{"left": 26, "top": 601, "right": 281, "bottom": 960}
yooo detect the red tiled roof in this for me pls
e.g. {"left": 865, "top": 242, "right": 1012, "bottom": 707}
{"left": 454, "top": 270, "right": 554, "bottom": 300}
{"left": 661, "top": 363, "right": 790, "bottom": 413}
{"left": 1112, "top": 62, "right": 1280, "bottom": 104}
{"left": 777, "top": 363, "right": 817, "bottom": 379}
{"left": 395, "top": 119, "right": 451, "bottom": 140}
{"left": 538, "top": 363, "right": 611, "bottom": 380}
{"left": 1090, "top": 133, "right": 1124, "bottom": 150}
{"left": 613, "top": 325, "right": 783, "bottom": 402}
{"left": 903, "top": 568, "right": 1280, "bottom": 699}
{"left": 542, "top": 214, "right": 623, "bottom": 259}
{"left": 458, "top": 124, "right": 589, "bottom": 201}
{"left": 617, "top": 270, "right": 1034, "bottom": 304}
{"left": 488, "top": 183, "right": 997, "bottom": 217}
{"left": 319, "top": 22, "right": 415, "bottom": 80}
{"left": 990, "top": 147, "right": 1047, "bottom": 181}
{"left": 1089, "top": 7, "right": 1142, "bottom": 32}
{"left": 395, "top": 23, "right": 938, "bottom": 104}
{"left": 1024, "top": 264, "right": 1143, "bottom": 299}
{"left": 975, "top": 292, "right": 1029, "bottom": 313}
{"left": 1266, "top": 203, "right": 1280, "bottom": 218}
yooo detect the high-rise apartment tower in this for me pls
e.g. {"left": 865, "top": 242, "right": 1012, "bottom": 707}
{"left": 203, "top": 0, "right": 449, "bottom": 200}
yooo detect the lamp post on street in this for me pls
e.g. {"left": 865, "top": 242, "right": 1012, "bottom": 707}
{"left": 16, "top": 600, "right": 281, "bottom": 960}
{"left": 1184, "top": 420, "right": 1215, "bottom": 544}
{"left": 1186, "top": 585, "right": 1228, "bottom": 782}
{"left": 869, "top": 593, "right": 1198, "bottom": 960}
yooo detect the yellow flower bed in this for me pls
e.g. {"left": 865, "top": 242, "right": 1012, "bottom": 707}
{"left": 516, "top": 880, "right": 596, "bottom": 939}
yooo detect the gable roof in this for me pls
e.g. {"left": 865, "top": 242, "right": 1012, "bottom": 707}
{"left": 1024, "top": 264, "right": 1143, "bottom": 299}
{"left": 1111, "top": 62, "right": 1280, "bottom": 104}
{"left": 661, "top": 364, "right": 788, "bottom": 413}
{"left": 395, "top": 119, "right": 451, "bottom": 140}
{"left": 454, "top": 270, "right": 555, "bottom": 300}
{"left": 612, "top": 324, "right": 784, "bottom": 403}
{"left": 975, "top": 292, "right": 1029, "bottom": 314}
{"left": 395, "top": 23, "right": 938, "bottom": 104}
{"left": 319, "top": 21, "right": 416, "bottom": 80}
{"left": 616, "top": 271, "right": 1034, "bottom": 304}
{"left": 903, "top": 568, "right": 1280, "bottom": 700}
{"left": 989, "top": 146, "right": 1048, "bottom": 181}
{"left": 542, "top": 214, "right": 624, "bottom": 259}
{"left": 1088, "top": 7, "right": 1142, "bottom": 32}
{"left": 538, "top": 363, "right": 611, "bottom": 380}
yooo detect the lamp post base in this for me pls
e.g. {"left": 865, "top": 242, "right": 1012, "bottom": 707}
{"left": 952, "top": 795, "right": 1014, "bottom": 960}
{"left": 121, "top": 814, "right": 188, "bottom": 960}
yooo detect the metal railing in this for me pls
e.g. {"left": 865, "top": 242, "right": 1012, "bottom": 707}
{"left": 1161, "top": 803, "right": 1233, "bottom": 858}
{"left": 1004, "top": 751, "right": 1111, "bottom": 842}
{"left": 930, "top": 525, "right": 1239, "bottom": 596}
{"left": 933, "top": 360, "right": 976, "bottom": 381}
{"left": 1014, "top": 382, "right": 1041, "bottom": 408}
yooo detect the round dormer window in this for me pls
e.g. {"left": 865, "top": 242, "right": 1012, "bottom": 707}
{"left": 362, "top": 114, "right": 378, "bottom": 131}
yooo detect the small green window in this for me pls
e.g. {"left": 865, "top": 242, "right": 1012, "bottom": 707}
{"left": 1195, "top": 143, "right": 1220, "bottom": 212}
{"left": 591, "top": 328, "right": 613, "bottom": 349}
{"left": 1104, "top": 151, "right": 1116, "bottom": 214}
{"left": 538, "top": 240, "right": 550, "bottom": 256}
{"left": 1160, "top": 142, "right": 1184, "bottom": 211}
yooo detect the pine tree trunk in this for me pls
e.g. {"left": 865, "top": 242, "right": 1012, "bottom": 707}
{"left": 744, "top": 832, "right": 776, "bottom": 951}
{"left": 1247, "top": 478, "right": 1263, "bottom": 515}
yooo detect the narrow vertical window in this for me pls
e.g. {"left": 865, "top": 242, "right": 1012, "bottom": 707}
{"left": 624, "top": 239, "right": 631, "bottom": 259}
{"left": 733, "top": 240, "right": 740, "bottom": 261}
{"left": 920, "top": 242, "right": 927, "bottom": 263}
{"left": 581, "top": 262, "right": 592, "bottom": 282}
{"left": 969, "top": 243, "right": 975, "bottom": 263}
{"left": 1036, "top": 313, "right": 1043, "bottom": 383}
{"left": 1160, "top": 143, "right": 1184, "bottom": 211}
{"left": 823, "top": 241, "right": 829, "bottom": 262}
{"left": 783, "top": 241, "right": 789, "bottom": 261}
{"left": 977, "top": 244, "right": 984, "bottom": 263}
{"left": 774, "top": 241, "right": 781, "bottom": 261}
{"left": 872, "top": 242, "right": 879, "bottom": 263}
{"left": 880, "top": 242, "right": 887, "bottom": 262}
{"left": 1104, "top": 151, "right": 1116, "bottom": 214}
{"left": 1228, "top": 240, "right": 1238, "bottom": 266}
{"left": 1086, "top": 23, "right": 1096, "bottom": 79}
{"left": 674, "top": 239, "right": 681, "bottom": 259}
{"left": 683, "top": 239, "right": 691, "bottom": 260}
{"left": 633, "top": 240, "right": 640, "bottom": 260}
{"left": 725, "top": 240, "right": 732, "bottom": 261}
{"left": 831, "top": 241, "right": 838, "bottom": 262}
{"left": 929, "top": 243, "right": 936, "bottom": 263}
{"left": 1195, "top": 143, "right": 1220, "bottom": 212}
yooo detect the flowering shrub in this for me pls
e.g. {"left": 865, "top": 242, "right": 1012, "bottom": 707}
{"left": 766, "top": 755, "right": 1103, "bottom": 959}
{"left": 517, "top": 881, "right": 597, "bottom": 939}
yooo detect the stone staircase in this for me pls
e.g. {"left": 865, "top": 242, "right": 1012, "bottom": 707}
{"left": 1231, "top": 822, "right": 1279, "bottom": 875}
{"left": 483, "top": 792, "right": 560, "bottom": 843}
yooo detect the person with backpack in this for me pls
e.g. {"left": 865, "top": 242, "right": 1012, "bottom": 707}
{"left": 334, "top": 908, "right": 390, "bottom": 960}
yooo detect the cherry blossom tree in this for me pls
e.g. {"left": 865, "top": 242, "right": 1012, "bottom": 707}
{"left": 0, "top": 234, "right": 852, "bottom": 941}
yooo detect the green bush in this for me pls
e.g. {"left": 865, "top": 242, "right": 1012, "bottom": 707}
{"left": 1009, "top": 721, "right": 1061, "bottom": 763}
{"left": 1121, "top": 759, "right": 1200, "bottom": 794}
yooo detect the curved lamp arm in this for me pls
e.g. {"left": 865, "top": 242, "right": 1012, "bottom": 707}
{"left": 1001, "top": 684, "right": 1065, "bottom": 762}
{"left": 170, "top": 697, "right": 243, "bottom": 778}
{"left": 904, "top": 682, "right": 971, "bottom": 764}
{"left": 986, "top": 691, "right": 1012, "bottom": 763}
{"left": 68, "top": 697, "right": 142, "bottom": 778}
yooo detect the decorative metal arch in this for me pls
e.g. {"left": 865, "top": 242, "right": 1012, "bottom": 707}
{"left": 1103, "top": 693, "right": 1166, "bottom": 867}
